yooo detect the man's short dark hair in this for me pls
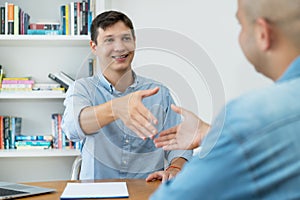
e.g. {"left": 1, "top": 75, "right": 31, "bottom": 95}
{"left": 90, "top": 10, "right": 135, "bottom": 44}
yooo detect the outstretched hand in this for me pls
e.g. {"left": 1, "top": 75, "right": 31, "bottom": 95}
{"left": 111, "top": 87, "right": 160, "bottom": 140}
{"left": 154, "top": 104, "right": 210, "bottom": 150}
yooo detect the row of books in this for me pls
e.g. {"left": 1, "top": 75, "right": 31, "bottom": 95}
{"left": 0, "top": 76, "right": 65, "bottom": 93}
{"left": 51, "top": 113, "right": 81, "bottom": 149}
{"left": 0, "top": 114, "right": 81, "bottom": 150}
{"left": 0, "top": 2, "right": 30, "bottom": 35}
{"left": 61, "top": 0, "right": 95, "bottom": 36}
{"left": 0, "top": 0, "right": 95, "bottom": 35}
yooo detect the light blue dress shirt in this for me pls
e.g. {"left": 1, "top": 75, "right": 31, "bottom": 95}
{"left": 62, "top": 71, "right": 192, "bottom": 180}
{"left": 151, "top": 56, "right": 300, "bottom": 200}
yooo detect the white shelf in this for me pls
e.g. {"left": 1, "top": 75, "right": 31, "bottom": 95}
{"left": 0, "top": 35, "right": 90, "bottom": 46}
{"left": 0, "top": 91, "right": 66, "bottom": 99}
{"left": 0, "top": 149, "right": 80, "bottom": 158}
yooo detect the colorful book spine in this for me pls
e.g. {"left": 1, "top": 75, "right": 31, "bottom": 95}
{"left": 7, "top": 3, "right": 14, "bottom": 34}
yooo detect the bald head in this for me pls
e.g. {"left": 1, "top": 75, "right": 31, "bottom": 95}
{"left": 241, "top": 0, "right": 300, "bottom": 49}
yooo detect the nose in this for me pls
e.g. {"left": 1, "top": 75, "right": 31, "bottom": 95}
{"left": 113, "top": 39, "right": 126, "bottom": 52}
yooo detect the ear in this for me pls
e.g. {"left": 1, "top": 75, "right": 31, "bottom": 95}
{"left": 90, "top": 40, "right": 97, "bottom": 55}
{"left": 255, "top": 18, "right": 272, "bottom": 51}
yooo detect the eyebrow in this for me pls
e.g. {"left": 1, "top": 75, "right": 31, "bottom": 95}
{"left": 103, "top": 33, "right": 132, "bottom": 39}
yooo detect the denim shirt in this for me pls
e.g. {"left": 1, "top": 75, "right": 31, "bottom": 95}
{"left": 151, "top": 56, "right": 300, "bottom": 200}
{"left": 62, "top": 72, "right": 192, "bottom": 180}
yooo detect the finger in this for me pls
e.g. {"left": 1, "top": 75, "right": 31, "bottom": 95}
{"left": 136, "top": 102, "right": 158, "bottom": 126}
{"left": 155, "top": 138, "right": 177, "bottom": 149}
{"left": 162, "top": 142, "right": 179, "bottom": 151}
{"left": 158, "top": 126, "right": 178, "bottom": 137}
{"left": 139, "top": 88, "right": 160, "bottom": 124}
{"left": 171, "top": 104, "right": 183, "bottom": 115}
{"left": 140, "top": 87, "right": 160, "bottom": 98}
{"left": 154, "top": 133, "right": 176, "bottom": 144}
{"left": 145, "top": 171, "right": 164, "bottom": 182}
{"left": 127, "top": 124, "right": 147, "bottom": 140}
{"left": 130, "top": 118, "right": 156, "bottom": 139}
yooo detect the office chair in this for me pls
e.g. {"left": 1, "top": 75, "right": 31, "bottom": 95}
{"left": 70, "top": 155, "right": 82, "bottom": 180}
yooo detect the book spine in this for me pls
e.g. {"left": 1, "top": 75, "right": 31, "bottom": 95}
{"left": 70, "top": 2, "right": 75, "bottom": 36}
{"left": 4, "top": 2, "right": 8, "bottom": 35}
{"left": 77, "top": 2, "right": 81, "bottom": 35}
{"left": 74, "top": 2, "right": 78, "bottom": 35}
{"left": 57, "top": 114, "right": 63, "bottom": 149}
{"left": 60, "top": 5, "right": 66, "bottom": 35}
{"left": 14, "top": 5, "right": 19, "bottom": 35}
{"left": 48, "top": 73, "right": 69, "bottom": 90}
{"left": 65, "top": 4, "right": 69, "bottom": 35}
{"left": 3, "top": 116, "right": 10, "bottom": 149}
{"left": 1, "top": 84, "right": 33, "bottom": 88}
{"left": 1, "top": 80, "right": 34, "bottom": 84}
{"left": 0, "top": 116, "right": 4, "bottom": 149}
{"left": 7, "top": 3, "right": 14, "bottom": 35}
{"left": 0, "top": 7, "right": 4, "bottom": 34}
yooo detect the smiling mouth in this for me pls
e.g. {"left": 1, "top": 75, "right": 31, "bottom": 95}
{"left": 112, "top": 53, "right": 129, "bottom": 59}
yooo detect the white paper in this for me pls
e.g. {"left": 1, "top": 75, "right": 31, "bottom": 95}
{"left": 60, "top": 182, "right": 129, "bottom": 199}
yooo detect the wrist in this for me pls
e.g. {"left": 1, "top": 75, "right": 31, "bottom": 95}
{"left": 165, "top": 165, "right": 181, "bottom": 172}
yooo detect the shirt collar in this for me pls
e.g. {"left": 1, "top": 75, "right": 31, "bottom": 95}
{"left": 97, "top": 71, "right": 140, "bottom": 94}
{"left": 276, "top": 56, "right": 300, "bottom": 83}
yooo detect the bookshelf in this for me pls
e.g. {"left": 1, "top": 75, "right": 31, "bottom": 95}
{"left": 0, "top": 0, "right": 110, "bottom": 182}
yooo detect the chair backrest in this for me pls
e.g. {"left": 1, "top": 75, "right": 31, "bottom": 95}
{"left": 70, "top": 155, "right": 82, "bottom": 180}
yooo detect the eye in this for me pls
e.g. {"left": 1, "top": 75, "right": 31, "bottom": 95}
{"left": 122, "top": 36, "right": 132, "bottom": 41}
{"left": 104, "top": 38, "right": 114, "bottom": 43}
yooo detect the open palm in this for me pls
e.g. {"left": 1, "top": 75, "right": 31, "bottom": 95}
{"left": 154, "top": 104, "right": 210, "bottom": 150}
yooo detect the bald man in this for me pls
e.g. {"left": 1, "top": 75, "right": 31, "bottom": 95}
{"left": 150, "top": 0, "right": 300, "bottom": 199}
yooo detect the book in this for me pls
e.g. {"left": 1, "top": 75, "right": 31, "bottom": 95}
{"left": 7, "top": 3, "right": 14, "bottom": 35}
{"left": 15, "top": 135, "right": 53, "bottom": 141}
{"left": 0, "top": 6, "right": 5, "bottom": 34}
{"left": 3, "top": 77, "right": 31, "bottom": 80}
{"left": 9, "top": 117, "right": 22, "bottom": 149}
{"left": 65, "top": 4, "right": 69, "bottom": 35}
{"left": 48, "top": 71, "right": 74, "bottom": 91}
{"left": 0, "top": 116, "right": 4, "bottom": 149}
{"left": 27, "top": 29, "right": 62, "bottom": 35}
{"left": 14, "top": 5, "right": 19, "bottom": 35}
{"left": 48, "top": 73, "right": 69, "bottom": 90}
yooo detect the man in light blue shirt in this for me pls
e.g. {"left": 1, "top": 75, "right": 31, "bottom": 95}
{"left": 151, "top": 0, "right": 300, "bottom": 199}
{"left": 62, "top": 11, "right": 192, "bottom": 180}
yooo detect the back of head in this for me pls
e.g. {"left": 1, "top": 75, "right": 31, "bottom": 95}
{"left": 90, "top": 10, "right": 135, "bottom": 44}
{"left": 242, "top": 0, "right": 300, "bottom": 50}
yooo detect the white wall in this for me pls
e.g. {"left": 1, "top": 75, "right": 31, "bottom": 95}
{"left": 109, "top": 0, "right": 272, "bottom": 122}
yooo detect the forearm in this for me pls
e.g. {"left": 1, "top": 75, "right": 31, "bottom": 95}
{"left": 168, "top": 157, "right": 187, "bottom": 169}
{"left": 79, "top": 100, "right": 115, "bottom": 134}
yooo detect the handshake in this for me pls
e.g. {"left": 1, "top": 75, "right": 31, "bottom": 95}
{"left": 110, "top": 87, "right": 210, "bottom": 151}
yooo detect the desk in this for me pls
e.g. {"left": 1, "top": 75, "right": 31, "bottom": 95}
{"left": 19, "top": 179, "right": 161, "bottom": 200}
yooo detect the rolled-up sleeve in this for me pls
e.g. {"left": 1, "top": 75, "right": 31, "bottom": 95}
{"left": 62, "top": 80, "right": 93, "bottom": 142}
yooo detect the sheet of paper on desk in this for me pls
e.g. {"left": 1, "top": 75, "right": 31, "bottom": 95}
{"left": 60, "top": 182, "right": 129, "bottom": 199}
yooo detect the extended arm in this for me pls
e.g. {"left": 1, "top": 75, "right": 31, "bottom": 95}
{"left": 80, "top": 87, "right": 160, "bottom": 140}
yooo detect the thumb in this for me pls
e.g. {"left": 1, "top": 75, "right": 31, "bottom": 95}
{"left": 171, "top": 104, "right": 183, "bottom": 115}
{"left": 141, "top": 87, "right": 160, "bottom": 98}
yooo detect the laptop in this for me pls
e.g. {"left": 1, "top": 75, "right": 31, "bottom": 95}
{"left": 0, "top": 181, "right": 56, "bottom": 199}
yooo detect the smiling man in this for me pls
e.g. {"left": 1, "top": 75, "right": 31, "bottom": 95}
{"left": 62, "top": 11, "right": 192, "bottom": 181}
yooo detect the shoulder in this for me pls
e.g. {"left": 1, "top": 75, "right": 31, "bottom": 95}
{"left": 66, "top": 76, "right": 98, "bottom": 95}
{"left": 222, "top": 79, "right": 300, "bottom": 138}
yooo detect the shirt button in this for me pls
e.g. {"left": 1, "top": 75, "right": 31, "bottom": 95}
{"left": 123, "top": 161, "right": 127, "bottom": 165}
{"left": 125, "top": 139, "right": 129, "bottom": 143}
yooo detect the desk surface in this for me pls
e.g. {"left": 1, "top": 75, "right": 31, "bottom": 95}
{"left": 19, "top": 179, "right": 161, "bottom": 200}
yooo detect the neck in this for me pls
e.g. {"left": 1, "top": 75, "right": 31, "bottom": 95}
{"left": 103, "top": 68, "right": 134, "bottom": 92}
